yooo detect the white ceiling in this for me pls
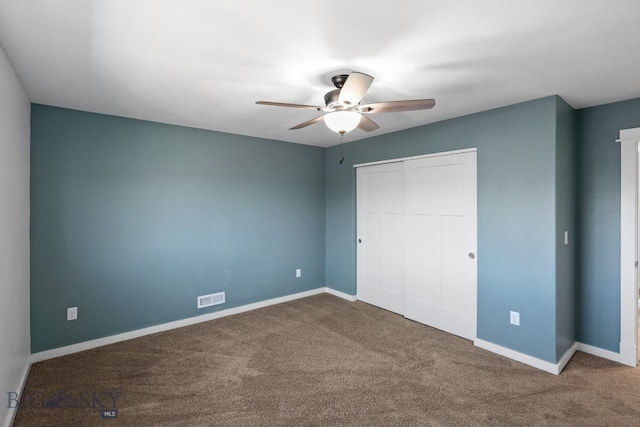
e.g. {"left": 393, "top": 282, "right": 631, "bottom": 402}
{"left": 0, "top": 1, "right": 639, "bottom": 148}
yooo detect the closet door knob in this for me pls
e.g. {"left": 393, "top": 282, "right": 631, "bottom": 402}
{"left": 468, "top": 253, "right": 475, "bottom": 259}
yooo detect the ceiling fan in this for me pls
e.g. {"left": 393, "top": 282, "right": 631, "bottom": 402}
{"left": 256, "top": 71, "right": 435, "bottom": 135}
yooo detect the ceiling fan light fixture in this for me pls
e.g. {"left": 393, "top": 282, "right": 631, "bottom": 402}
{"left": 324, "top": 111, "right": 361, "bottom": 134}
{"left": 256, "top": 71, "right": 434, "bottom": 134}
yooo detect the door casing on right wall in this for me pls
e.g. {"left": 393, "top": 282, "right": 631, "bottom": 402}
{"left": 619, "top": 126, "right": 640, "bottom": 367}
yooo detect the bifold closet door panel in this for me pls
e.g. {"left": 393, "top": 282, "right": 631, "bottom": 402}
{"left": 404, "top": 152, "right": 477, "bottom": 340}
{"left": 356, "top": 162, "right": 405, "bottom": 315}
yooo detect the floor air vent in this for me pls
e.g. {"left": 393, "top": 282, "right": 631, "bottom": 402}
{"left": 197, "top": 292, "right": 225, "bottom": 309}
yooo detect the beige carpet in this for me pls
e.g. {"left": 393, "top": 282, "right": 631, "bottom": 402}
{"left": 13, "top": 294, "right": 640, "bottom": 426}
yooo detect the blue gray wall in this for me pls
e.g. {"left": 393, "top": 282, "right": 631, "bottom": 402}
{"left": 325, "top": 96, "right": 569, "bottom": 363}
{"left": 29, "top": 95, "right": 640, "bottom": 363}
{"left": 30, "top": 105, "right": 326, "bottom": 353}
{"left": 576, "top": 97, "right": 640, "bottom": 352}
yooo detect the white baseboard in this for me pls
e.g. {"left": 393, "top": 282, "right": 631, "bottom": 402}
{"left": 32, "top": 287, "right": 332, "bottom": 363}
{"left": 474, "top": 339, "right": 577, "bottom": 375}
{"left": 30, "top": 289, "right": 625, "bottom": 377}
{"left": 576, "top": 342, "right": 623, "bottom": 364}
{"left": 324, "top": 287, "right": 357, "bottom": 301}
{"left": 3, "top": 359, "right": 31, "bottom": 427}
{"left": 557, "top": 342, "right": 578, "bottom": 373}
{"left": 475, "top": 338, "right": 634, "bottom": 375}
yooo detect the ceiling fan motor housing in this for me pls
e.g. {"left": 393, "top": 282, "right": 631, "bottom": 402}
{"left": 324, "top": 74, "right": 354, "bottom": 110}
{"left": 324, "top": 89, "right": 342, "bottom": 110}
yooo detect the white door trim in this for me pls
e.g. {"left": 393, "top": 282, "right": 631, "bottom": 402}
{"left": 619, "top": 126, "right": 640, "bottom": 367}
{"left": 353, "top": 148, "right": 477, "bottom": 169}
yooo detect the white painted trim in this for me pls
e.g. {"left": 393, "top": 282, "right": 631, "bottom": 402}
{"left": 474, "top": 339, "right": 575, "bottom": 375}
{"left": 24, "top": 288, "right": 626, "bottom": 378}
{"left": 619, "top": 340, "right": 637, "bottom": 366}
{"left": 31, "top": 288, "right": 326, "bottom": 362}
{"left": 3, "top": 364, "right": 29, "bottom": 427}
{"left": 619, "top": 127, "right": 640, "bottom": 367}
{"left": 557, "top": 342, "right": 579, "bottom": 373}
{"left": 353, "top": 147, "right": 477, "bottom": 169}
{"left": 576, "top": 342, "right": 622, "bottom": 363}
{"left": 4, "top": 361, "right": 31, "bottom": 427}
{"left": 324, "top": 287, "right": 357, "bottom": 301}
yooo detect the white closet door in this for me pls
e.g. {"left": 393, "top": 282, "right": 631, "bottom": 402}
{"left": 404, "top": 151, "right": 477, "bottom": 339}
{"left": 356, "top": 162, "right": 405, "bottom": 315}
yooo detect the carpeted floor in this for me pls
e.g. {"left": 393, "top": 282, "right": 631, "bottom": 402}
{"left": 13, "top": 294, "right": 640, "bottom": 426}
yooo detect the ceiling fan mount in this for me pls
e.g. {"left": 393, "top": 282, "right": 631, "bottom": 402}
{"left": 256, "top": 71, "right": 435, "bottom": 134}
{"left": 331, "top": 74, "right": 350, "bottom": 89}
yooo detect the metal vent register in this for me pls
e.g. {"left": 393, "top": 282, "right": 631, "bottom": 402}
{"left": 197, "top": 292, "right": 225, "bottom": 309}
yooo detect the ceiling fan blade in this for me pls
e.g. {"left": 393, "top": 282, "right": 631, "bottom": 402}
{"left": 360, "top": 99, "right": 436, "bottom": 113}
{"left": 358, "top": 115, "right": 380, "bottom": 132}
{"left": 338, "top": 72, "right": 374, "bottom": 106}
{"left": 289, "top": 116, "right": 324, "bottom": 130}
{"left": 256, "top": 101, "right": 323, "bottom": 111}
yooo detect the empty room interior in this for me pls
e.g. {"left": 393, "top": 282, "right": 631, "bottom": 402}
{"left": 2, "top": 1, "right": 640, "bottom": 426}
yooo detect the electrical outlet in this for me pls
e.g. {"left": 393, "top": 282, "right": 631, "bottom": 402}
{"left": 296, "top": 268, "right": 302, "bottom": 278}
{"left": 67, "top": 307, "right": 78, "bottom": 321}
{"left": 510, "top": 310, "right": 520, "bottom": 326}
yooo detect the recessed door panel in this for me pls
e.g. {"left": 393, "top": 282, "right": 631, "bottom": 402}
{"left": 382, "top": 213, "right": 403, "bottom": 293}
{"left": 411, "top": 214, "right": 435, "bottom": 304}
{"left": 363, "top": 211, "right": 382, "bottom": 289}
{"left": 441, "top": 215, "right": 465, "bottom": 313}
{"left": 412, "top": 164, "right": 465, "bottom": 205}
{"left": 363, "top": 170, "right": 403, "bottom": 205}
